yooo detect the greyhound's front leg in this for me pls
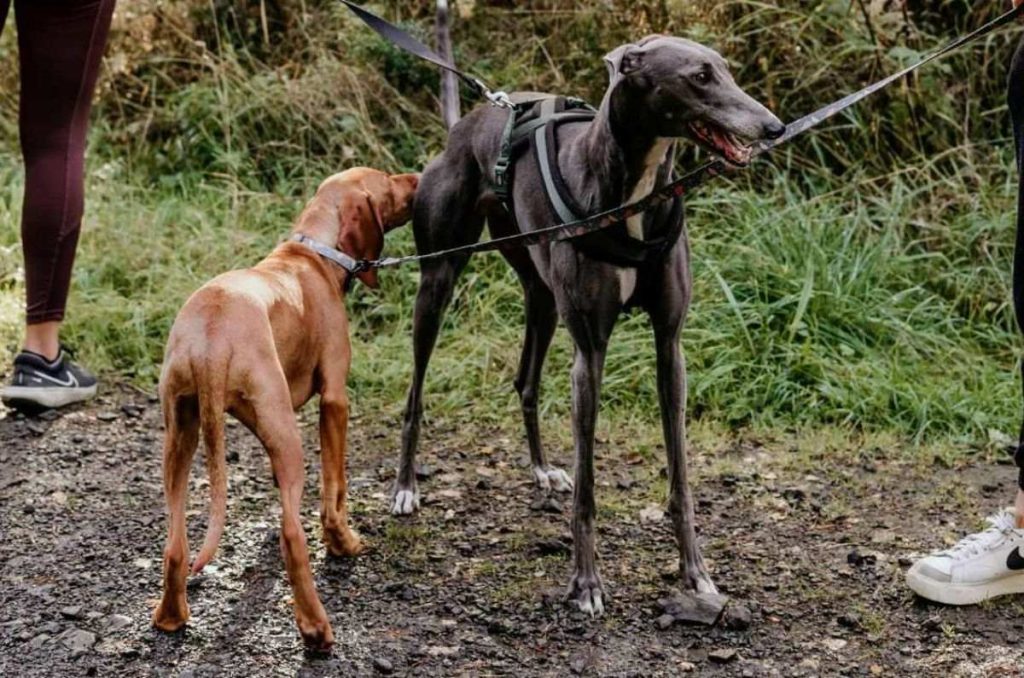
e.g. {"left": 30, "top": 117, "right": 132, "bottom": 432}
{"left": 566, "top": 345, "right": 607, "bottom": 615}
{"left": 654, "top": 325, "right": 717, "bottom": 595}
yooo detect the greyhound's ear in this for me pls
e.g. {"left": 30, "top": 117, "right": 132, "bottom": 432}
{"left": 604, "top": 43, "right": 641, "bottom": 82}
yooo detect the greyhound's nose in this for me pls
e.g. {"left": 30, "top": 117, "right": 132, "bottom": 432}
{"left": 763, "top": 120, "right": 786, "bottom": 140}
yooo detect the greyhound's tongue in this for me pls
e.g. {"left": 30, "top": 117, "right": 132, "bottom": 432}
{"left": 710, "top": 128, "right": 750, "bottom": 165}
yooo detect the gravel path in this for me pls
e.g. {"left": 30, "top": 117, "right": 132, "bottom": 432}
{"left": 2, "top": 388, "right": 1023, "bottom": 676}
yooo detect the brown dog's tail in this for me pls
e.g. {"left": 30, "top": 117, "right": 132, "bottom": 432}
{"left": 191, "top": 364, "right": 227, "bottom": 575}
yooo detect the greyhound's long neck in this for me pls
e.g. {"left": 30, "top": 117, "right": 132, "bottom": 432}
{"left": 568, "top": 87, "right": 674, "bottom": 238}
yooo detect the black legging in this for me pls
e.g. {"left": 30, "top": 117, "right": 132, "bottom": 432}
{"left": 1008, "top": 35, "right": 1024, "bottom": 489}
{"left": 0, "top": 0, "right": 115, "bottom": 324}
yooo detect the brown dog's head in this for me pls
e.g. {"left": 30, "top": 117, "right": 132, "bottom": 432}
{"left": 299, "top": 168, "right": 419, "bottom": 289}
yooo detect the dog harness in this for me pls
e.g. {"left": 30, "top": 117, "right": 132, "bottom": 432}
{"left": 492, "top": 95, "right": 685, "bottom": 268}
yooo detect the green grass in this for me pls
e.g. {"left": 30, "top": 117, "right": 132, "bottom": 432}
{"left": 1, "top": 146, "right": 1019, "bottom": 443}
{"left": 1, "top": 0, "right": 1023, "bottom": 448}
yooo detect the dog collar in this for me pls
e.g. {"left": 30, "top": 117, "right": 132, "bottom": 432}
{"left": 290, "top": 234, "right": 364, "bottom": 273}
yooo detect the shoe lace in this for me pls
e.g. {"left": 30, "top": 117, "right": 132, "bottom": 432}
{"left": 940, "top": 510, "right": 1017, "bottom": 560}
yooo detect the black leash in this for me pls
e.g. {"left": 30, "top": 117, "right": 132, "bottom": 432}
{"left": 338, "top": 0, "right": 514, "bottom": 110}
{"left": 341, "top": 1, "right": 1024, "bottom": 272}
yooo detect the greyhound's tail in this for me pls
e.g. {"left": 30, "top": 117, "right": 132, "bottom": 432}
{"left": 191, "top": 359, "right": 228, "bottom": 575}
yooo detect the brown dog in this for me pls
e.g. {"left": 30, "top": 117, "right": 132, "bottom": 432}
{"left": 152, "top": 167, "right": 418, "bottom": 649}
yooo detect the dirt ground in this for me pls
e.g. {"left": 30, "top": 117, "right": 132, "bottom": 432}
{"left": 2, "top": 387, "right": 1024, "bottom": 677}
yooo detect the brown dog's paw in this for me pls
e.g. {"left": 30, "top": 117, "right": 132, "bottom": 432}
{"left": 323, "top": 529, "right": 364, "bottom": 558}
{"left": 152, "top": 599, "right": 190, "bottom": 632}
{"left": 297, "top": 615, "right": 334, "bottom": 652}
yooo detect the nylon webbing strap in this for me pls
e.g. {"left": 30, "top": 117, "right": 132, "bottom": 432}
{"left": 339, "top": 1, "right": 1024, "bottom": 269}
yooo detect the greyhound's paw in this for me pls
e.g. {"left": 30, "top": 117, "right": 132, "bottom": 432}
{"left": 683, "top": 569, "right": 719, "bottom": 595}
{"left": 566, "top": 573, "right": 605, "bottom": 617}
{"left": 533, "top": 466, "right": 573, "bottom": 493}
{"left": 152, "top": 597, "right": 190, "bottom": 633}
{"left": 390, "top": 487, "right": 420, "bottom": 516}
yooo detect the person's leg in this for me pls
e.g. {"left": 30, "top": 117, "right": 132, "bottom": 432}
{"left": 1009, "top": 31, "right": 1024, "bottom": 524}
{"left": 17, "top": 0, "right": 115, "bottom": 348}
{"left": 904, "top": 34, "right": 1024, "bottom": 605}
{"left": 1, "top": 0, "right": 113, "bottom": 410}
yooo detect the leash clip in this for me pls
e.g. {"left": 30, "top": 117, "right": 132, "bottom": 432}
{"left": 473, "top": 78, "right": 515, "bottom": 109}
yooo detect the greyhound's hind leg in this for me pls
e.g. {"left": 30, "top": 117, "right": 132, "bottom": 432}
{"left": 394, "top": 160, "right": 484, "bottom": 515}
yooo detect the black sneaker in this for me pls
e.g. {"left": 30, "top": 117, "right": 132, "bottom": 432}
{"left": 1, "top": 347, "right": 98, "bottom": 411}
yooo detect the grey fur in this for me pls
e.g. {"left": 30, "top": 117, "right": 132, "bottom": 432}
{"left": 392, "top": 35, "right": 783, "bottom": 615}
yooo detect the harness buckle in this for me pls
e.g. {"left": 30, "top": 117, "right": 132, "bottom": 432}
{"left": 493, "top": 158, "right": 510, "bottom": 198}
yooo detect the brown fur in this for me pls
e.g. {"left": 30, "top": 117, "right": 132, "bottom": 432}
{"left": 151, "top": 167, "right": 418, "bottom": 650}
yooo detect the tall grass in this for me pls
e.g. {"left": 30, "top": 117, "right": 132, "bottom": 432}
{"left": 0, "top": 0, "right": 1022, "bottom": 444}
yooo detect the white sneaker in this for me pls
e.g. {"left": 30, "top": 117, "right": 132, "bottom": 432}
{"left": 906, "top": 508, "right": 1024, "bottom": 605}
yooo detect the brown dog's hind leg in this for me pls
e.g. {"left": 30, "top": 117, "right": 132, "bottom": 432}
{"left": 153, "top": 395, "right": 199, "bottom": 632}
{"left": 319, "top": 388, "right": 363, "bottom": 557}
{"left": 252, "top": 379, "right": 334, "bottom": 650}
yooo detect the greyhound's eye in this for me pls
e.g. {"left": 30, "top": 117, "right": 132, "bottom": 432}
{"left": 693, "top": 70, "right": 711, "bottom": 85}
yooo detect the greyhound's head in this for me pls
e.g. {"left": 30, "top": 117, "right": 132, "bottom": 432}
{"left": 604, "top": 35, "right": 784, "bottom": 166}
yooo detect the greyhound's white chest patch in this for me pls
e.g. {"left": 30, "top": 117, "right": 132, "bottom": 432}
{"left": 625, "top": 139, "right": 672, "bottom": 240}
{"left": 617, "top": 268, "right": 637, "bottom": 304}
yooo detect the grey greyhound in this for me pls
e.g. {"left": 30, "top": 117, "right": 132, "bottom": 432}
{"left": 392, "top": 35, "right": 784, "bottom": 614}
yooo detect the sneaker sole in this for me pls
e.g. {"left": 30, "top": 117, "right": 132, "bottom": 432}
{"left": 1, "top": 384, "right": 98, "bottom": 410}
{"left": 906, "top": 562, "right": 1024, "bottom": 605}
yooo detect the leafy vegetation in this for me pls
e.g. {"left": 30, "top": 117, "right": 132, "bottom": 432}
{"left": 1, "top": 0, "right": 1022, "bottom": 444}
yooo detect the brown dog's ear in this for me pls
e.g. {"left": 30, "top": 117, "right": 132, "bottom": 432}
{"left": 357, "top": 267, "right": 379, "bottom": 289}
{"left": 338, "top": 191, "right": 383, "bottom": 289}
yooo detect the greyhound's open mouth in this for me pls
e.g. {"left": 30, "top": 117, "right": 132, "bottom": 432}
{"left": 688, "top": 121, "right": 754, "bottom": 166}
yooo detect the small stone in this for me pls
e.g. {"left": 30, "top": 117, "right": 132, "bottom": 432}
{"left": 656, "top": 613, "right": 675, "bottom": 630}
{"left": 822, "top": 638, "right": 848, "bottom": 652}
{"left": 722, "top": 604, "right": 752, "bottom": 630}
{"left": 120, "top": 403, "right": 143, "bottom": 418}
{"left": 414, "top": 463, "right": 434, "bottom": 480}
{"left": 372, "top": 657, "right": 394, "bottom": 674}
{"left": 678, "top": 661, "right": 697, "bottom": 673}
{"left": 616, "top": 476, "right": 634, "bottom": 490}
{"left": 658, "top": 590, "right": 728, "bottom": 625}
{"left": 847, "top": 549, "right": 875, "bottom": 568}
{"left": 27, "top": 422, "right": 46, "bottom": 436}
{"left": 62, "top": 629, "right": 96, "bottom": 656}
{"left": 869, "top": 665, "right": 884, "bottom": 675}
{"left": 96, "top": 412, "right": 118, "bottom": 422}
{"left": 60, "top": 606, "right": 84, "bottom": 620}
{"left": 28, "top": 634, "right": 50, "bottom": 649}
{"left": 640, "top": 505, "right": 665, "bottom": 524}
{"left": 425, "top": 645, "right": 459, "bottom": 657}
{"left": 530, "top": 496, "right": 562, "bottom": 513}
{"left": 38, "top": 622, "right": 62, "bottom": 635}
{"left": 708, "top": 648, "right": 737, "bottom": 663}
{"left": 838, "top": 613, "right": 861, "bottom": 630}
{"left": 105, "top": 614, "right": 131, "bottom": 631}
